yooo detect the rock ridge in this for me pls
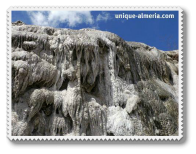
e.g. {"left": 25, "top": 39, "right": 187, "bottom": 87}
{"left": 11, "top": 22, "right": 179, "bottom": 136}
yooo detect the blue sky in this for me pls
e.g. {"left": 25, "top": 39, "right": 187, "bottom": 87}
{"left": 12, "top": 11, "right": 178, "bottom": 51}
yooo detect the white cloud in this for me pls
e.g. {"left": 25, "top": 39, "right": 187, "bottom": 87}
{"left": 96, "top": 12, "right": 110, "bottom": 22}
{"left": 27, "top": 11, "right": 111, "bottom": 28}
{"left": 27, "top": 11, "right": 94, "bottom": 27}
{"left": 28, "top": 11, "right": 49, "bottom": 26}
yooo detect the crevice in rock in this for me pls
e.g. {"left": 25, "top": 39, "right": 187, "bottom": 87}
{"left": 86, "top": 123, "right": 91, "bottom": 136}
{"left": 118, "top": 65, "right": 126, "bottom": 79}
{"left": 56, "top": 108, "right": 60, "bottom": 115}
{"left": 120, "top": 103, "right": 126, "bottom": 109}
{"left": 107, "top": 132, "right": 114, "bottom": 136}
{"left": 59, "top": 78, "right": 69, "bottom": 91}
{"left": 42, "top": 102, "right": 53, "bottom": 116}
{"left": 72, "top": 48, "right": 77, "bottom": 61}
{"left": 66, "top": 114, "right": 73, "bottom": 133}
{"left": 32, "top": 128, "right": 37, "bottom": 135}
{"left": 91, "top": 75, "right": 99, "bottom": 94}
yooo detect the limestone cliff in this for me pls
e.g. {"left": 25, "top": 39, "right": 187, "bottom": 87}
{"left": 11, "top": 21, "right": 179, "bottom": 136}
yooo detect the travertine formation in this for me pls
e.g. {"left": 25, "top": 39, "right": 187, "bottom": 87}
{"left": 11, "top": 21, "right": 179, "bottom": 136}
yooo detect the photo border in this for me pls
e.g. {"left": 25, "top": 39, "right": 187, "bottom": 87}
{"left": 7, "top": 6, "right": 183, "bottom": 141}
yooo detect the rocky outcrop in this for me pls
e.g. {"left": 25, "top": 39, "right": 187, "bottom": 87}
{"left": 11, "top": 21, "right": 179, "bottom": 136}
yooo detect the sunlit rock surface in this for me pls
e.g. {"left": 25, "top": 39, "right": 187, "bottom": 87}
{"left": 11, "top": 21, "right": 179, "bottom": 136}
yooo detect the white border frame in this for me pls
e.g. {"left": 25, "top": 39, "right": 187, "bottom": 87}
{"left": 7, "top": 6, "right": 183, "bottom": 141}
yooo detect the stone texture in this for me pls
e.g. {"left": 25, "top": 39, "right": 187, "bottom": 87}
{"left": 11, "top": 21, "right": 179, "bottom": 136}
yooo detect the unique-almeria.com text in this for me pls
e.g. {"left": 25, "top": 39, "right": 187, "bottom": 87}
{"left": 115, "top": 13, "right": 175, "bottom": 20}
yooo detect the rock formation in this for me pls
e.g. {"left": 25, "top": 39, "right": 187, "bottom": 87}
{"left": 11, "top": 21, "right": 179, "bottom": 136}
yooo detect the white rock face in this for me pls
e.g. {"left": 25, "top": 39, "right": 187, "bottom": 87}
{"left": 107, "top": 106, "right": 134, "bottom": 136}
{"left": 125, "top": 95, "right": 140, "bottom": 114}
{"left": 11, "top": 21, "right": 179, "bottom": 136}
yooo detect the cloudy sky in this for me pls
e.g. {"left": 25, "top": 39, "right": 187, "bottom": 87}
{"left": 12, "top": 10, "right": 178, "bottom": 51}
